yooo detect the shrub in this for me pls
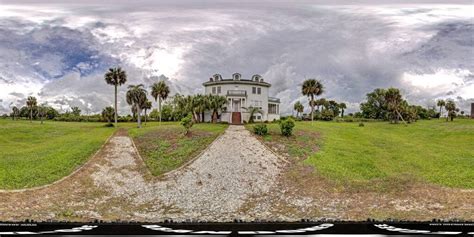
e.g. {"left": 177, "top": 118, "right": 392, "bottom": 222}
{"left": 253, "top": 124, "right": 268, "bottom": 136}
{"left": 104, "top": 123, "right": 114, "bottom": 127}
{"left": 321, "top": 110, "right": 335, "bottom": 121}
{"left": 279, "top": 117, "right": 295, "bottom": 137}
{"left": 359, "top": 122, "right": 365, "bottom": 127}
{"left": 180, "top": 114, "right": 193, "bottom": 135}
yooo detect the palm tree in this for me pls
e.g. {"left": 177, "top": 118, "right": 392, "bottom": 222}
{"left": 445, "top": 100, "right": 456, "bottom": 122}
{"left": 297, "top": 102, "right": 304, "bottom": 118}
{"left": 437, "top": 99, "right": 445, "bottom": 119}
{"left": 11, "top": 106, "right": 19, "bottom": 120}
{"left": 244, "top": 106, "right": 263, "bottom": 123}
{"left": 196, "top": 94, "right": 210, "bottom": 123}
{"left": 104, "top": 67, "right": 127, "bottom": 125}
{"left": 151, "top": 81, "right": 170, "bottom": 124}
{"left": 385, "top": 88, "right": 405, "bottom": 124}
{"left": 293, "top": 101, "right": 303, "bottom": 118}
{"left": 209, "top": 95, "right": 227, "bottom": 123}
{"left": 102, "top": 106, "right": 115, "bottom": 123}
{"left": 126, "top": 84, "right": 147, "bottom": 128}
{"left": 339, "top": 103, "right": 347, "bottom": 117}
{"left": 302, "top": 79, "right": 324, "bottom": 123}
{"left": 143, "top": 100, "right": 152, "bottom": 125}
{"left": 26, "top": 96, "right": 37, "bottom": 123}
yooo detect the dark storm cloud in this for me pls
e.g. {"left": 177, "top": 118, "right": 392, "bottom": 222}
{"left": 0, "top": 1, "right": 473, "bottom": 114}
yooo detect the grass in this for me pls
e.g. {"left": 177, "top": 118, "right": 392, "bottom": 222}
{"left": 0, "top": 119, "right": 116, "bottom": 189}
{"left": 129, "top": 122, "right": 228, "bottom": 176}
{"left": 247, "top": 119, "right": 474, "bottom": 189}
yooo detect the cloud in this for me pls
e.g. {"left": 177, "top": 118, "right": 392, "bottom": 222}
{"left": 0, "top": 1, "right": 473, "bottom": 115}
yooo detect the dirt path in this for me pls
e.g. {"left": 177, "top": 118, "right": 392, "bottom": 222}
{"left": 0, "top": 125, "right": 472, "bottom": 221}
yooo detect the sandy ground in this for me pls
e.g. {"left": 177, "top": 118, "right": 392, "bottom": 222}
{"left": 0, "top": 125, "right": 472, "bottom": 221}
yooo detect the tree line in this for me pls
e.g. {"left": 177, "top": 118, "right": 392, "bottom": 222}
{"left": 297, "top": 79, "right": 465, "bottom": 123}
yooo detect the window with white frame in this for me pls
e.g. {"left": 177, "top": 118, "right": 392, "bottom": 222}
{"left": 217, "top": 86, "right": 221, "bottom": 94}
{"left": 257, "top": 87, "right": 261, "bottom": 94}
{"left": 212, "top": 87, "right": 216, "bottom": 94}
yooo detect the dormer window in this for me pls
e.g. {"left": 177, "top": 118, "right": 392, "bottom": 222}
{"left": 209, "top": 77, "right": 214, "bottom": 82}
{"left": 233, "top": 73, "right": 241, "bottom": 80}
{"left": 252, "top": 74, "right": 262, "bottom": 82}
{"left": 213, "top": 74, "right": 222, "bottom": 81}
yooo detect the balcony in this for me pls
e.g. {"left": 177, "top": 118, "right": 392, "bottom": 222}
{"left": 227, "top": 90, "right": 247, "bottom": 97}
{"left": 268, "top": 97, "right": 280, "bottom": 103}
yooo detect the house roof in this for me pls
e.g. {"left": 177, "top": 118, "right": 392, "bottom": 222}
{"left": 203, "top": 79, "right": 271, "bottom": 87}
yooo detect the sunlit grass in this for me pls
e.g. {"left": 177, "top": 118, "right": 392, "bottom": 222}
{"left": 250, "top": 119, "right": 474, "bottom": 189}
{"left": 0, "top": 119, "right": 116, "bottom": 189}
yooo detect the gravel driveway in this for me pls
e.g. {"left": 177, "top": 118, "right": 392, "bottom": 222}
{"left": 91, "top": 125, "right": 286, "bottom": 221}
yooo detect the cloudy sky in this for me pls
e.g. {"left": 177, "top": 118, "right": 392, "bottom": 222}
{"left": 0, "top": 0, "right": 473, "bottom": 115}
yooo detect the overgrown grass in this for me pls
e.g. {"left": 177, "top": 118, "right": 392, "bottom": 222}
{"left": 0, "top": 119, "right": 116, "bottom": 189}
{"left": 129, "top": 123, "right": 228, "bottom": 176}
{"left": 248, "top": 119, "right": 474, "bottom": 189}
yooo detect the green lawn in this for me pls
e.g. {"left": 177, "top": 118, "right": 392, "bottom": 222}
{"left": 129, "top": 122, "right": 228, "bottom": 176}
{"left": 249, "top": 119, "right": 474, "bottom": 189}
{"left": 0, "top": 119, "right": 116, "bottom": 189}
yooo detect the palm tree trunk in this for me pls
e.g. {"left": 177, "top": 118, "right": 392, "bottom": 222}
{"left": 144, "top": 109, "right": 147, "bottom": 125}
{"left": 212, "top": 111, "right": 217, "bottom": 123}
{"left": 158, "top": 97, "right": 162, "bottom": 124}
{"left": 114, "top": 85, "right": 118, "bottom": 125}
{"left": 310, "top": 95, "right": 314, "bottom": 123}
{"left": 439, "top": 106, "right": 442, "bottom": 119}
{"left": 30, "top": 108, "right": 32, "bottom": 123}
{"left": 137, "top": 107, "right": 142, "bottom": 128}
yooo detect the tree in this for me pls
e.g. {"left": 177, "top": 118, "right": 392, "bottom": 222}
{"left": 244, "top": 106, "right": 263, "bottom": 123}
{"left": 104, "top": 67, "right": 127, "bottom": 125}
{"left": 102, "top": 106, "right": 115, "bottom": 123}
{"left": 46, "top": 107, "right": 59, "bottom": 119}
{"left": 71, "top": 106, "right": 81, "bottom": 116}
{"left": 293, "top": 101, "right": 304, "bottom": 118}
{"left": 208, "top": 94, "right": 227, "bottom": 123}
{"left": 11, "top": 106, "right": 19, "bottom": 120}
{"left": 339, "top": 103, "right": 347, "bottom": 117}
{"left": 37, "top": 104, "right": 48, "bottom": 124}
{"left": 126, "top": 84, "right": 147, "bottom": 128}
{"left": 445, "top": 100, "right": 457, "bottom": 122}
{"left": 302, "top": 79, "right": 324, "bottom": 123}
{"left": 385, "top": 88, "right": 405, "bottom": 124}
{"left": 195, "top": 94, "right": 209, "bottom": 123}
{"left": 26, "top": 96, "right": 37, "bottom": 122}
{"left": 151, "top": 80, "right": 170, "bottom": 124}
{"left": 143, "top": 100, "right": 152, "bottom": 125}
{"left": 181, "top": 114, "right": 193, "bottom": 135}
{"left": 460, "top": 111, "right": 465, "bottom": 117}
{"left": 437, "top": 99, "right": 445, "bottom": 119}
{"left": 360, "top": 88, "right": 387, "bottom": 119}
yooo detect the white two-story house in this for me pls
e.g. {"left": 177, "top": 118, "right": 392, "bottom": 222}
{"left": 203, "top": 73, "right": 280, "bottom": 124}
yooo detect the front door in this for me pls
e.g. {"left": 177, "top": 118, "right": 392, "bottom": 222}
{"left": 232, "top": 99, "right": 240, "bottom": 112}
{"left": 231, "top": 112, "right": 242, "bottom": 125}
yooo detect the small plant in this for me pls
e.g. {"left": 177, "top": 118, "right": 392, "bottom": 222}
{"left": 359, "top": 122, "right": 365, "bottom": 127}
{"left": 279, "top": 117, "right": 295, "bottom": 137}
{"left": 253, "top": 124, "right": 268, "bottom": 136}
{"left": 180, "top": 114, "right": 193, "bottom": 135}
{"left": 104, "top": 123, "right": 114, "bottom": 127}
